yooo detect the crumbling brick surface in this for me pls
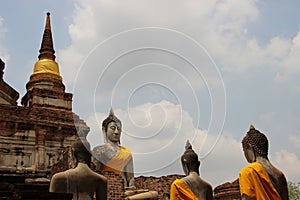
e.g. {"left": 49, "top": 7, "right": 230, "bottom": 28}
{"left": 213, "top": 179, "right": 241, "bottom": 200}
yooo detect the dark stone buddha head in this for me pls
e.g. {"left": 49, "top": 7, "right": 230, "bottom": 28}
{"left": 242, "top": 125, "right": 268, "bottom": 158}
{"left": 181, "top": 140, "right": 200, "bottom": 175}
{"left": 72, "top": 138, "right": 92, "bottom": 166}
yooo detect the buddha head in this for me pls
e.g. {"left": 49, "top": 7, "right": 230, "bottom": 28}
{"left": 102, "top": 108, "right": 122, "bottom": 144}
{"left": 72, "top": 138, "right": 92, "bottom": 166}
{"left": 181, "top": 140, "right": 200, "bottom": 175}
{"left": 242, "top": 125, "right": 269, "bottom": 163}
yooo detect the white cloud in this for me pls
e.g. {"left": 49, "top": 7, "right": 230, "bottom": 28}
{"left": 272, "top": 149, "right": 300, "bottom": 183}
{"left": 0, "top": 16, "right": 9, "bottom": 62}
{"left": 58, "top": 0, "right": 300, "bottom": 90}
{"left": 215, "top": 0, "right": 259, "bottom": 24}
{"left": 59, "top": 0, "right": 261, "bottom": 85}
{"left": 201, "top": 130, "right": 245, "bottom": 185}
{"left": 274, "top": 30, "right": 300, "bottom": 83}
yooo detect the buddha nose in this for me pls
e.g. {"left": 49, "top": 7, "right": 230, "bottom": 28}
{"left": 114, "top": 129, "right": 120, "bottom": 134}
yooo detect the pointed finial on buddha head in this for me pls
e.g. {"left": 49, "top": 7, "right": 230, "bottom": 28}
{"left": 185, "top": 140, "right": 192, "bottom": 151}
{"left": 109, "top": 107, "right": 114, "bottom": 117}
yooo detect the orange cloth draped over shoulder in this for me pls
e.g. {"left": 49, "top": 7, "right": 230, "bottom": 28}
{"left": 170, "top": 179, "right": 198, "bottom": 200}
{"left": 102, "top": 146, "right": 132, "bottom": 175}
{"left": 239, "top": 162, "right": 281, "bottom": 200}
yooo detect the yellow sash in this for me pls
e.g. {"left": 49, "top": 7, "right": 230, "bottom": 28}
{"left": 170, "top": 179, "right": 198, "bottom": 200}
{"left": 102, "top": 146, "right": 132, "bottom": 174}
{"left": 239, "top": 162, "right": 281, "bottom": 200}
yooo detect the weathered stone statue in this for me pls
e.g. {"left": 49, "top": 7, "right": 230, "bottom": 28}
{"left": 50, "top": 138, "right": 107, "bottom": 200}
{"left": 239, "top": 125, "right": 289, "bottom": 200}
{"left": 92, "top": 108, "right": 134, "bottom": 187}
{"left": 92, "top": 109, "right": 158, "bottom": 199}
{"left": 170, "top": 140, "right": 213, "bottom": 200}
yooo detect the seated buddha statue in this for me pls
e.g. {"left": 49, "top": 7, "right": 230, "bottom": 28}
{"left": 239, "top": 125, "right": 289, "bottom": 200}
{"left": 50, "top": 138, "right": 107, "bottom": 200}
{"left": 92, "top": 109, "right": 158, "bottom": 199}
{"left": 170, "top": 140, "right": 213, "bottom": 200}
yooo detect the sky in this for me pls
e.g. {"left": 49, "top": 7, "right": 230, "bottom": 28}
{"left": 0, "top": 0, "right": 300, "bottom": 187}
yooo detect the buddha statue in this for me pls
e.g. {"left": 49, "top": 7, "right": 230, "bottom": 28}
{"left": 92, "top": 108, "right": 134, "bottom": 187}
{"left": 239, "top": 125, "right": 289, "bottom": 200}
{"left": 170, "top": 140, "right": 213, "bottom": 200}
{"left": 50, "top": 138, "right": 107, "bottom": 200}
{"left": 92, "top": 108, "right": 158, "bottom": 199}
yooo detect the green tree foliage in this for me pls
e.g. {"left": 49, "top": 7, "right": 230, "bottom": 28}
{"left": 288, "top": 181, "right": 300, "bottom": 200}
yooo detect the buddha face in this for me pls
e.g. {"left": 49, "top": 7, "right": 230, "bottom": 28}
{"left": 106, "top": 121, "right": 122, "bottom": 144}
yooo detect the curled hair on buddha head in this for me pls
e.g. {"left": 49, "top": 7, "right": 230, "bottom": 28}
{"left": 72, "top": 137, "right": 92, "bottom": 166}
{"left": 242, "top": 125, "right": 269, "bottom": 157}
{"left": 181, "top": 140, "right": 200, "bottom": 174}
{"left": 102, "top": 108, "right": 122, "bottom": 132}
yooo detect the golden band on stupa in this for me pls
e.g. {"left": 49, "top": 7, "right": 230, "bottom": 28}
{"left": 31, "top": 59, "right": 62, "bottom": 80}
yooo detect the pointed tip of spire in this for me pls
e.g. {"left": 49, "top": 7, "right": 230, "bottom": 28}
{"left": 249, "top": 124, "right": 255, "bottom": 130}
{"left": 38, "top": 12, "right": 55, "bottom": 60}
{"left": 45, "top": 12, "right": 51, "bottom": 30}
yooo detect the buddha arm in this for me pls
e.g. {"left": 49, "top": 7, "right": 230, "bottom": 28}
{"left": 206, "top": 186, "right": 214, "bottom": 200}
{"left": 124, "top": 155, "right": 135, "bottom": 187}
{"left": 92, "top": 156, "right": 102, "bottom": 172}
{"left": 279, "top": 175, "right": 289, "bottom": 200}
{"left": 49, "top": 172, "right": 67, "bottom": 193}
{"left": 96, "top": 179, "right": 107, "bottom": 200}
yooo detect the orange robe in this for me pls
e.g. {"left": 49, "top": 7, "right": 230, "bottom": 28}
{"left": 102, "top": 146, "right": 132, "bottom": 174}
{"left": 239, "top": 162, "right": 281, "bottom": 200}
{"left": 170, "top": 179, "right": 198, "bottom": 200}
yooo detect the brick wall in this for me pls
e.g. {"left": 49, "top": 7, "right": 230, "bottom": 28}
{"left": 103, "top": 172, "right": 126, "bottom": 200}
{"left": 135, "top": 174, "right": 184, "bottom": 199}
{"left": 100, "top": 172, "right": 184, "bottom": 200}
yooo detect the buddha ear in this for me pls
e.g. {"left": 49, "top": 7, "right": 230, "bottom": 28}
{"left": 182, "top": 159, "right": 189, "bottom": 174}
{"left": 102, "top": 127, "right": 107, "bottom": 143}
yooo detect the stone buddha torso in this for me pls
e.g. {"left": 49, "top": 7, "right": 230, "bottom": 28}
{"left": 93, "top": 143, "right": 134, "bottom": 187}
{"left": 181, "top": 173, "right": 213, "bottom": 200}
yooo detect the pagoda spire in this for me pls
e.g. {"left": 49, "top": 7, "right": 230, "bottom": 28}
{"left": 29, "top": 12, "right": 62, "bottom": 81}
{"left": 38, "top": 12, "right": 55, "bottom": 61}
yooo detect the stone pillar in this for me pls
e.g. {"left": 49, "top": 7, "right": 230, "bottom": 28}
{"left": 35, "top": 128, "right": 46, "bottom": 170}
